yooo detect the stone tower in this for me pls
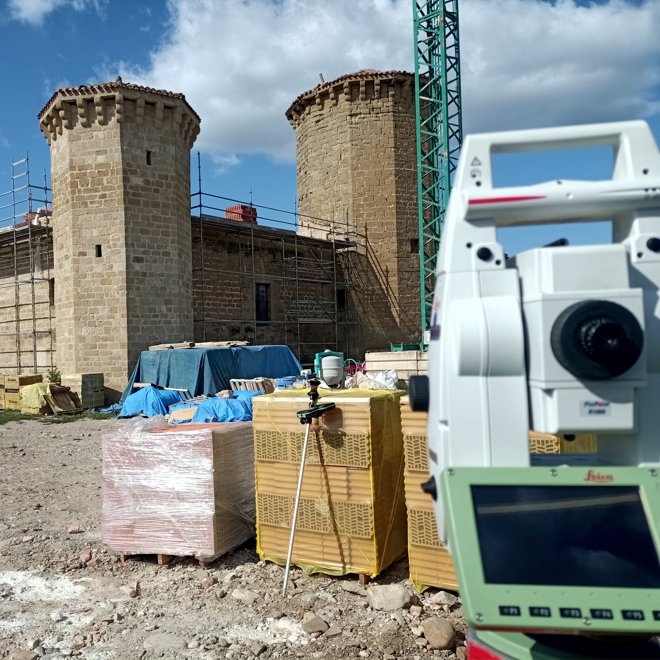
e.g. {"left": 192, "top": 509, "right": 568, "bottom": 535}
{"left": 286, "top": 70, "right": 420, "bottom": 353}
{"left": 39, "top": 81, "right": 200, "bottom": 399}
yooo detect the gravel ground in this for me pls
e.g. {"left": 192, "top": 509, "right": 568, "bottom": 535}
{"left": 0, "top": 416, "right": 467, "bottom": 660}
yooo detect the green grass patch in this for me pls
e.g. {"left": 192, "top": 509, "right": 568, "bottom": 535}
{"left": 0, "top": 410, "right": 116, "bottom": 425}
{"left": 0, "top": 410, "right": 34, "bottom": 425}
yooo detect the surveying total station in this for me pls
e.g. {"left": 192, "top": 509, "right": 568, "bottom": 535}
{"left": 410, "top": 121, "right": 660, "bottom": 659}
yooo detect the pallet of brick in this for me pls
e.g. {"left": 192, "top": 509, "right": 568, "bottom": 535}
{"left": 253, "top": 389, "right": 407, "bottom": 578}
{"left": 400, "top": 397, "right": 459, "bottom": 592}
{"left": 401, "top": 400, "right": 599, "bottom": 592}
{"left": 102, "top": 421, "right": 255, "bottom": 563}
{"left": 528, "top": 430, "right": 597, "bottom": 454}
{"left": 60, "top": 373, "right": 105, "bottom": 409}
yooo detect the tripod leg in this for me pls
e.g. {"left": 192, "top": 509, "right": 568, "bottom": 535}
{"left": 282, "top": 421, "right": 312, "bottom": 596}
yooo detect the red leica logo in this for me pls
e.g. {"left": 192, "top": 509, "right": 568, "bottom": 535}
{"left": 584, "top": 469, "right": 614, "bottom": 483}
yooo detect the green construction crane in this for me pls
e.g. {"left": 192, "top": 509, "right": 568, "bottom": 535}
{"left": 414, "top": 0, "right": 463, "bottom": 339}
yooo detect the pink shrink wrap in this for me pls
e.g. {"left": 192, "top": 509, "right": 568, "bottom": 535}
{"left": 102, "top": 421, "right": 255, "bottom": 561}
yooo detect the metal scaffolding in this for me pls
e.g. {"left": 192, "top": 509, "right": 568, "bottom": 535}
{"left": 191, "top": 159, "right": 362, "bottom": 364}
{"left": 0, "top": 154, "right": 53, "bottom": 375}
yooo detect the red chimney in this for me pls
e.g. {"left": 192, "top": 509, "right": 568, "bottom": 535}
{"left": 225, "top": 204, "right": 257, "bottom": 224}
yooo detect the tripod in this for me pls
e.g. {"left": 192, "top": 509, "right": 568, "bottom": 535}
{"left": 282, "top": 379, "right": 335, "bottom": 596}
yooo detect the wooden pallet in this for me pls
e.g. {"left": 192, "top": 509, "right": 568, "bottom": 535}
{"left": 118, "top": 552, "right": 223, "bottom": 568}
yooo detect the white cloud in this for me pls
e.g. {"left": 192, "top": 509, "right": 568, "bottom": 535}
{"left": 461, "top": 0, "right": 660, "bottom": 132}
{"left": 211, "top": 152, "right": 240, "bottom": 174}
{"left": 115, "top": 0, "right": 660, "bottom": 163}
{"left": 8, "top": 0, "right": 106, "bottom": 26}
{"left": 0, "top": 136, "right": 9, "bottom": 149}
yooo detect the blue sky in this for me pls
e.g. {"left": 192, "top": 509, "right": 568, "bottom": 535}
{"left": 1, "top": 0, "right": 659, "bottom": 254}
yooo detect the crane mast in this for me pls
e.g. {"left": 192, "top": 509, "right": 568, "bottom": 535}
{"left": 413, "top": 0, "right": 463, "bottom": 338}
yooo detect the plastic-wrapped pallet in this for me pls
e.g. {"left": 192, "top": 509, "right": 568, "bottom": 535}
{"left": 400, "top": 397, "right": 459, "bottom": 593}
{"left": 253, "top": 389, "right": 407, "bottom": 578}
{"left": 102, "top": 420, "right": 255, "bottom": 562}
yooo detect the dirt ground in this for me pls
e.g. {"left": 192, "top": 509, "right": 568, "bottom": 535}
{"left": 0, "top": 416, "right": 467, "bottom": 660}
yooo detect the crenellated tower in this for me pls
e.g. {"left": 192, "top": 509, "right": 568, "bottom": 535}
{"left": 287, "top": 70, "right": 420, "bottom": 351}
{"left": 39, "top": 80, "right": 200, "bottom": 399}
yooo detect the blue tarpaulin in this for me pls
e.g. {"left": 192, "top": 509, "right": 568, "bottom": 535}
{"left": 167, "top": 390, "right": 264, "bottom": 424}
{"left": 191, "top": 397, "right": 253, "bottom": 423}
{"left": 120, "top": 345, "right": 302, "bottom": 403}
{"left": 118, "top": 386, "right": 185, "bottom": 418}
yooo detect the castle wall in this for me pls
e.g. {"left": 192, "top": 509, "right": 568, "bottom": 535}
{"left": 191, "top": 219, "right": 352, "bottom": 365}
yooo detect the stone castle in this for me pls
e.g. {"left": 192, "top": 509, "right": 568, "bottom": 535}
{"left": 0, "top": 70, "right": 420, "bottom": 399}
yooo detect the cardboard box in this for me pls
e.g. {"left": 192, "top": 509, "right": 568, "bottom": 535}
{"left": 4, "top": 391, "right": 21, "bottom": 411}
{"left": 5, "top": 374, "right": 42, "bottom": 389}
{"left": 253, "top": 390, "right": 407, "bottom": 578}
{"left": 102, "top": 422, "right": 255, "bottom": 561}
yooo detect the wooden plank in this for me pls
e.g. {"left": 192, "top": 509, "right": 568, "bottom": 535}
{"left": 148, "top": 342, "right": 195, "bottom": 351}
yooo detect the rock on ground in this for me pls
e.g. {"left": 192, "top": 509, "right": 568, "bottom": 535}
{"left": 366, "top": 584, "right": 413, "bottom": 611}
{"left": 302, "top": 612, "right": 329, "bottom": 634}
{"left": 143, "top": 632, "right": 188, "bottom": 652}
{"left": 422, "top": 617, "right": 456, "bottom": 649}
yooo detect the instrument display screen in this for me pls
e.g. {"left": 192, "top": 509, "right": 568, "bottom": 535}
{"left": 471, "top": 485, "right": 660, "bottom": 589}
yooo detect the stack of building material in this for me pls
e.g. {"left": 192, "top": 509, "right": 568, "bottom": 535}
{"left": 229, "top": 377, "right": 275, "bottom": 394}
{"left": 401, "top": 399, "right": 598, "bottom": 592}
{"left": 400, "top": 397, "right": 458, "bottom": 592}
{"left": 102, "top": 422, "right": 255, "bottom": 563}
{"left": 253, "top": 390, "right": 407, "bottom": 578}
{"left": 365, "top": 350, "right": 427, "bottom": 382}
{"left": 3, "top": 374, "right": 43, "bottom": 411}
{"left": 0, "top": 377, "right": 4, "bottom": 411}
{"left": 528, "top": 430, "right": 597, "bottom": 454}
{"left": 60, "top": 373, "right": 104, "bottom": 409}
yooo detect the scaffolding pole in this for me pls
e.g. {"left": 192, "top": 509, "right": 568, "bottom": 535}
{"left": 0, "top": 153, "right": 53, "bottom": 375}
{"left": 191, "top": 181, "right": 361, "bottom": 365}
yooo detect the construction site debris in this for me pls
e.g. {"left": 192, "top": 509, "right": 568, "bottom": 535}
{"left": 102, "top": 420, "right": 255, "bottom": 561}
{"left": 302, "top": 612, "right": 329, "bottom": 634}
{"left": 17, "top": 382, "right": 82, "bottom": 416}
{"left": 345, "top": 369, "right": 398, "bottom": 390}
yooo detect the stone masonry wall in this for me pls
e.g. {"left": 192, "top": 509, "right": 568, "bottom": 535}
{"left": 288, "top": 71, "right": 421, "bottom": 354}
{"left": 191, "top": 219, "right": 352, "bottom": 365}
{"left": 0, "top": 229, "right": 54, "bottom": 375}
{"left": 40, "top": 83, "right": 199, "bottom": 399}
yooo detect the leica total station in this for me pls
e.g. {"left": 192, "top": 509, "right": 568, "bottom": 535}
{"left": 411, "top": 121, "right": 660, "bottom": 659}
